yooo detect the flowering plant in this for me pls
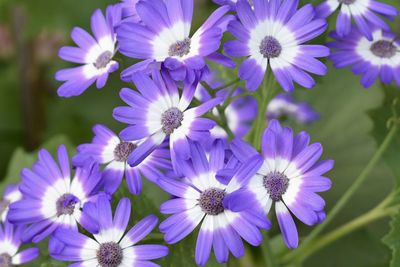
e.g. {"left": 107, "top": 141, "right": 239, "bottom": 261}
{"left": 0, "top": 0, "right": 399, "bottom": 266}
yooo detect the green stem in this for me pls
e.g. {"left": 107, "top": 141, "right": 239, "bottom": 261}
{"left": 281, "top": 123, "right": 399, "bottom": 264}
{"left": 214, "top": 78, "right": 241, "bottom": 91}
{"left": 262, "top": 234, "right": 280, "bottom": 267}
{"left": 251, "top": 76, "right": 276, "bottom": 150}
{"left": 288, "top": 192, "right": 400, "bottom": 263}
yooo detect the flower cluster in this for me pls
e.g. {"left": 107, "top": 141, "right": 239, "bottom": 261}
{"left": 1, "top": 0, "right": 398, "bottom": 266}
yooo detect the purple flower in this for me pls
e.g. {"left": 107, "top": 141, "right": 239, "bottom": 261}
{"left": 266, "top": 93, "right": 319, "bottom": 124}
{"left": 222, "top": 120, "right": 333, "bottom": 248}
{"left": 56, "top": 6, "right": 122, "bottom": 97}
{"left": 51, "top": 196, "right": 168, "bottom": 267}
{"left": 116, "top": 0, "right": 234, "bottom": 84}
{"left": 316, "top": 0, "right": 398, "bottom": 41}
{"left": 0, "top": 222, "right": 39, "bottom": 265}
{"left": 195, "top": 73, "right": 258, "bottom": 141}
{"left": 8, "top": 145, "right": 102, "bottom": 243}
{"left": 113, "top": 70, "right": 222, "bottom": 168}
{"left": 329, "top": 28, "right": 400, "bottom": 88}
{"left": 224, "top": 0, "right": 329, "bottom": 91}
{"left": 73, "top": 124, "right": 172, "bottom": 195}
{"left": 158, "top": 140, "right": 269, "bottom": 266}
{"left": 0, "top": 184, "right": 22, "bottom": 222}
{"left": 120, "top": 0, "right": 140, "bottom": 22}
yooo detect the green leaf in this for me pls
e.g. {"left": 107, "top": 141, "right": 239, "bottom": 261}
{"left": 368, "top": 87, "right": 400, "bottom": 185}
{"left": 383, "top": 210, "right": 400, "bottom": 267}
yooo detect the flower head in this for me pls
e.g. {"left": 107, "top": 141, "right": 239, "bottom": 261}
{"left": 222, "top": 120, "right": 333, "bottom": 248}
{"left": 0, "top": 222, "right": 40, "bottom": 266}
{"left": 224, "top": 0, "right": 329, "bottom": 91}
{"left": 73, "top": 124, "right": 172, "bottom": 195}
{"left": 8, "top": 145, "right": 102, "bottom": 243}
{"left": 316, "top": 0, "right": 398, "bottom": 40}
{"left": 266, "top": 93, "right": 319, "bottom": 124}
{"left": 56, "top": 6, "right": 122, "bottom": 97}
{"left": 158, "top": 140, "right": 269, "bottom": 266}
{"left": 116, "top": 0, "right": 234, "bottom": 84}
{"left": 329, "top": 28, "right": 400, "bottom": 88}
{"left": 113, "top": 70, "right": 222, "bottom": 168}
{"left": 0, "top": 184, "right": 22, "bottom": 222}
{"left": 51, "top": 196, "right": 168, "bottom": 267}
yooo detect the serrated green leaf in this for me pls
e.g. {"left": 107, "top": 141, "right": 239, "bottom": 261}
{"left": 383, "top": 210, "right": 400, "bottom": 267}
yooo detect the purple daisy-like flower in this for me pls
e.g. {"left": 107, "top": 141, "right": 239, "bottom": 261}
{"left": 195, "top": 75, "right": 257, "bottom": 141}
{"left": 56, "top": 6, "right": 122, "bottom": 97}
{"left": 316, "top": 0, "right": 398, "bottom": 41}
{"left": 8, "top": 145, "right": 102, "bottom": 243}
{"left": 158, "top": 140, "right": 270, "bottom": 266}
{"left": 224, "top": 0, "right": 329, "bottom": 92}
{"left": 51, "top": 195, "right": 168, "bottom": 267}
{"left": 266, "top": 93, "right": 319, "bottom": 124}
{"left": 73, "top": 124, "right": 172, "bottom": 195}
{"left": 329, "top": 28, "right": 400, "bottom": 88}
{"left": 113, "top": 70, "right": 222, "bottom": 168}
{"left": 0, "top": 184, "right": 22, "bottom": 222}
{"left": 120, "top": 0, "right": 140, "bottom": 22}
{"left": 223, "top": 120, "right": 333, "bottom": 248}
{"left": 116, "top": 0, "right": 234, "bottom": 83}
{"left": 0, "top": 222, "right": 40, "bottom": 266}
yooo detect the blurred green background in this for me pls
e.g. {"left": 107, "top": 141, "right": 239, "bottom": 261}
{"left": 0, "top": 0, "right": 399, "bottom": 266}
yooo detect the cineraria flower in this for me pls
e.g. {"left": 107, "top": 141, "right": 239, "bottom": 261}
{"left": 51, "top": 196, "right": 168, "bottom": 267}
{"left": 116, "top": 0, "right": 234, "bottom": 84}
{"left": 224, "top": 0, "right": 329, "bottom": 91}
{"left": 73, "top": 124, "right": 172, "bottom": 195}
{"left": 223, "top": 120, "right": 333, "bottom": 248}
{"left": 8, "top": 145, "right": 102, "bottom": 243}
{"left": 0, "top": 184, "right": 22, "bottom": 222}
{"left": 316, "top": 0, "right": 398, "bottom": 41}
{"left": 120, "top": 0, "right": 140, "bottom": 22}
{"left": 56, "top": 6, "right": 121, "bottom": 97}
{"left": 266, "top": 93, "right": 319, "bottom": 124}
{"left": 113, "top": 70, "right": 222, "bottom": 168}
{"left": 0, "top": 222, "right": 40, "bottom": 266}
{"left": 195, "top": 75, "right": 257, "bottom": 141}
{"left": 329, "top": 28, "right": 400, "bottom": 88}
{"left": 158, "top": 140, "right": 269, "bottom": 266}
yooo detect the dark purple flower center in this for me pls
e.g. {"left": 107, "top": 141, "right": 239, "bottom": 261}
{"left": 0, "top": 253, "right": 12, "bottom": 267}
{"left": 114, "top": 142, "right": 136, "bottom": 162}
{"left": 259, "top": 36, "right": 282, "bottom": 59}
{"left": 97, "top": 242, "right": 123, "bottom": 267}
{"left": 161, "top": 107, "right": 184, "bottom": 135}
{"left": 56, "top": 194, "right": 79, "bottom": 217}
{"left": 0, "top": 199, "right": 9, "bottom": 216}
{"left": 199, "top": 188, "right": 226, "bottom": 215}
{"left": 338, "top": 0, "right": 356, "bottom": 4}
{"left": 370, "top": 40, "right": 397, "bottom": 58}
{"left": 94, "top": 51, "right": 113, "bottom": 69}
{"left": 168, "top": 38, "right": 191, "bottom": 57}
{"left": 263, "top": 172, "right": 289, "bottom": 201}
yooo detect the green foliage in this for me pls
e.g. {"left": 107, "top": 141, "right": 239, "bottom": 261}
{"left": 383, "top": 211, "right": 400, "bottom": 267}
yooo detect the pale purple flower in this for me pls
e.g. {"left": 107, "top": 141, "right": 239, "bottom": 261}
{"left": 329, "top": 27, "right": 400, "bottom": 88}
{"left": 0, "top": 184, "right": 22, "bottom": 222}
{"left": 158, "top": 141, "right": 269, "bottom": 265}
{"left": 8, "top": 145, "right": 102, "bottom": 243}
{"left": 51, "top": 196, "right": 168, "bottom": 266}
{"left": 222, "top": 120, "right": 333, "bottom": 248}
{"left": 56, "top": 6, "right": 122, "bottom": 97}
{"left": 0, "top": 222, "right": 39, "bottom": 266}
{"left": 224, "top": 0, "right": 329, "bottom": 91}
{"left": 316, "top": 0, "right": 398, "bottom": 40}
